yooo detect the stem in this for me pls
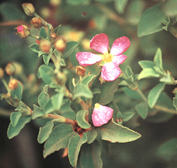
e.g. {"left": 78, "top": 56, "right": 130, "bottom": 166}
{"left": 45, "top": 114, "right": 76, "bottom": 126}
{"left": 136, "top": 87, "right": 177, "bottom": 114}
{"left": 0, "top": 108, "right": 11, "bottom": 117}
{"left": 2, "top": 79, "right": 10, "bottom": 93}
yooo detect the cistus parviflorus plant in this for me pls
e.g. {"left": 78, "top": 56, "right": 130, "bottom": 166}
{"left": 1, "top": 0, "right": 177, "bottom": 168}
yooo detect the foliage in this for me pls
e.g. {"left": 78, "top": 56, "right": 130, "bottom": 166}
{"left": 1, "top": 0, "right": 177, "bottom": 168}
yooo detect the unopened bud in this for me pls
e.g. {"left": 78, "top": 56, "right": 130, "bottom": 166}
{"left": 8, "top": 78, "right": 19, "bottom": 90}
{"left": 0, "top": 67, "right": 4, "bottom": 79}
{"left": 22, "top": 3, "right": 35, "bottom": 16}
{"left": 76, "top": 66, "right": 86, "bottom": 76}
{"left": 50, "top": 0, "right": 62, "bottom": 7}
{"left": 39, "top": 39, "right": 51, "bottom": 53}
{"left": 31, "top": 17, "right": 42, "bottom": 28}
{"left": 15, "top": 25, "right": 30, "bottom": 39}
{"left": 5, "top": 62, "right": 23, "bottom": 75}
{"left": 54, "top": 38, "right": 66, "bottom": 52}
{"left": 51, "top": 33, "right": 57, "bottom": 40}
{"left": 36, "top": 39, "right": 40, "bottom": 44}
{"left": 56, "top": 72, "right": 67, "bottom": 86}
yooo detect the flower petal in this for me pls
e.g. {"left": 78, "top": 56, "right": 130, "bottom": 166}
{"left": 112, "top": 54, "right": 127, "bottom": 66}
{"left": 76, "top": 52, "right": 102, "bottom": 67}
{"left": 90, "top": 33, "right": 109, "bottom": 54}
{"left": 110, "top": 36, "right": 130, "bottom": 56}
{"left": 92, "top": 104, "right": 113, "bottom": 127}
{"left": 101, "top": 63, "right": 121, "bottom": 81}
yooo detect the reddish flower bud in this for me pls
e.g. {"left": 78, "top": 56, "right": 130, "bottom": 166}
{"left": 0, "top": 67, "right": 4, "bottom": 79}
{"left": 8, "top": 78, "right": 19, "bottom": 90}
{"left": 54, "top": 38, "right": 66, "bottom": 52}
{"left": 31, "top": 17, "right": 42, "bottom": 28}
{"left": 39, "top": 39, "right": 51, "bottom": 53}
{"left": 22, "top": 3, "right": 35, "bottom": 16}
{"left": 36, "top": 39, "right": 40, "bottom": 44}
{"left": 76, "top": 66, "right": 86, "bottom": 76}
{"left": 51, "top": 33, "right": 57, "bottom": 40}
{"left": 15, "top": 25, "right": 30, "bottom": 39}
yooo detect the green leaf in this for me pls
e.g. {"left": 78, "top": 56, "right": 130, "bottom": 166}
{"left": 98, "top": 78, "right": 119, "bottom": 105}
{"left": 97, "top": 120, "right": 141, "bottom": 143}
{"left": 138, "top": 68, "right": 160, "bottom": 80}
{"left": 43, "top": 53, "right": 52, "bottom": 65}
{"left": 11, "top": 81, "right": 23, "bottom": 101}
{"left": 29, "top": 43, "right": 40, "bottom": 53}
{"left": 38, "top": 121, "right": 54, "bottom": 144}
{"left": 123, "top": 87, "right": 141, "bottom": 99}
{"left": 92, "top": 88, "right": 101, "bottom": 94}
{"left": 68, "top": 133, "right": 87, "bottom": 167}
{"left": 81, "top": 74, "right": 96, "bottom": 86}
{"left": 157, "top": 138, "right": 177, "bottom": 161}
{"left": 60, "top": 58, "right": 66, "bottom": 66}
{"left": 51, "top": 92, "right": 64, "bottom": 110}
{"left": 38, "top": 85, "right": 49, "bottom": 109}
{"left": 162, "top": 0, "right": 177, "bottom": 16}
{"left": 73, "top": 83, "right": 93, "bottom": 100}
{"left": 160, "top": 70, "right": 175, "bottom": 84}
{"left": 114, "top": 0, "right": 128, "bottom": 14}
{"left": 43, "top": 124, "right": 76, "bottom": 158}
{"left": 153, "top": 48, "right": 164, "bottom": 71}
{"left": 10, "top": 112, "right": 22, "bottom": 127}
{"left": 135, "top": 102, "right": 148, "bottom": 119}
{"left": 32, "top": 104, "right": 44, "bottom": 119}
{"left": 63, "top": 41, "right": 78, "bottom": 58}
{"left": 126, "top": 66, "right": 134, "bottom": 78}
{"left": 66, "top": 0, "right": 91, "bottom": 5}
{"left": 79, "top": 141, "right": 103, "bottom": 168}
{"left": 138, "top": 60, "right": 156, "bottom": 70}
{"left": 76, "top": 110, "right": 91, "bottom": 129}
{"left": 38, "top": 51, "right": 46, "bottom": 57}
{"left": 44, "top": 99, "right": 54, "bottom": 114}
{"left": 148, "top": 83, "right": 166, "bottom": 108}
{"left": 7, "top": 115, "right": 31, "bottom": 139}
{"left": 122, "top": 111, "right": 135, "bottom": 122}
{"left": 38, "top": 64, "right": 53, "bottom": 84}
{"left": 86, "top": 128, "right": 97, "bottom": 144}
{"left": 137, "top": 4, "right": 166, "bottom": 37}
{"left": 40, "top": 27, "right": 47, "bottom": 39}
{"left": 173, "top": 97, "right": 177, "bottom": 111}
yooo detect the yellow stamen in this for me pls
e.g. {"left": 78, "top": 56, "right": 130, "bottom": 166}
{"left": 102, "top": 53, "right": 113, "bottom": 63}
{"left": 95, "top": 103, "right": 100, "bottom": 109}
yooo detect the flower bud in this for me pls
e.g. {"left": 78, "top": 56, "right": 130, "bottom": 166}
{"left": 22, "top": 3, "right": 35, "bottom": 16}
{"left": 0, "top": 67, "right": 4, "bottom": 79}
{"left": 8, "top": 78, "right": 19, "bottom": 90}
{"left": 31, "top": 17, "right": 42, "bottom": 28}
{"left": 50, "top": 0, "right": 62, "bottom": 7}
{"left": 51, "top": 33, "right": 57, "bottom": 40}
{"left": 76, "top": 66, "right": 86, "bottom": 76}
{"left": 5, "top": 62, "right": 23, "bottom": 75}
{"left": 15, "top": 25, "right": 30, "bottom": 39}
{"left": 39, "top": 39, "right": 51, "bottom": 53}
{"left": 54, "top": 38, "right": 66, "bottom": 52}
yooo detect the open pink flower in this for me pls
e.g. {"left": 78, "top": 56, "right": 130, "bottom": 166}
{"left": 76, "top": 33, "right": 130, "bottom": 81}
{"left": 92, "top": 103, "right": 113, "bottom": 127}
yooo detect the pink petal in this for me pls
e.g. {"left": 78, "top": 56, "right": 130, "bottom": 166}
{"left": 76, "top": 52, "right": 102, "bottom": 67}
{"left": 92, "top": 104, "right": 113, "bottom": 127}
{"left": 112, "top": 54, "right": 127, "bottom": 66}
{"left": 90, "top": 33, "right": 109, "bottom": 54}
{"left": 17, "top": 25, "right": 24, "bottom": 33}
{"left": 101, "top": 63, "right": 121, "bottom": 81}
{"left": 110, "top": 36, "right": 130, "bottom": 56}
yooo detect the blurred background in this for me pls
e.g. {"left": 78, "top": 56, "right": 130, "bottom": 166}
{"left": 0, "top": 0, "right": 177, "bottom": 167}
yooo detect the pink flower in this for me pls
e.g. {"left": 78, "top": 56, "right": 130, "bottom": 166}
{"left": 76, "top": 33, "right": 130, "bottom": 81}
{"left": 15, "top": 25, "right": 30, "bottom": 39}
{"left": 92, "top": 103, "right": 113, "bottom": 127}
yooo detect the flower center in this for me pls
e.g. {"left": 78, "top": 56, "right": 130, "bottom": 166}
{"left": 102, "top": 53, "right": 113, "bottom": 63}
{"left": 95, "top": 103, "right": 100, "bottom": 109}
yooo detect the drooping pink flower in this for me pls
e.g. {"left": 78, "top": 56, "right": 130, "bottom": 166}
{"left": 92, "top": 103, "right": 113, "bottom": 127}
{"left": 76, "top": 33, "right": 130, "bottom": 81}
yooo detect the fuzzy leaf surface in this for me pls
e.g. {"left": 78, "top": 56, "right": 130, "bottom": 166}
{"left": 76, "top": 110, "right": 91, "bottom": 129}
{"left": 7, "top": 115, "right": 31, "bottom": 139}
{"left": 148, "top": 83, "right": 166, "bottom": 108}
{"left": 97, "top": 120, "right": 141, "bottom": 143}
{"left": 135, "top": 102, "right": 148, "bottom": 119}
{"left": 38, "top": 121, "right": 54, "bottom": 144}
{"left": 80, "top": 141, "right": 103, "bottom": 168}
{"left": 10, "top": 112, "right": 22, "bottom": 127}
{"left": 68, "top": 133, "right": 87, "bottom": 167}
{"left": 38, "top": 85, "right": 49, "bottom": 109}
{"left": 43, "top": 124, "right": 76, "bottom": 158}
